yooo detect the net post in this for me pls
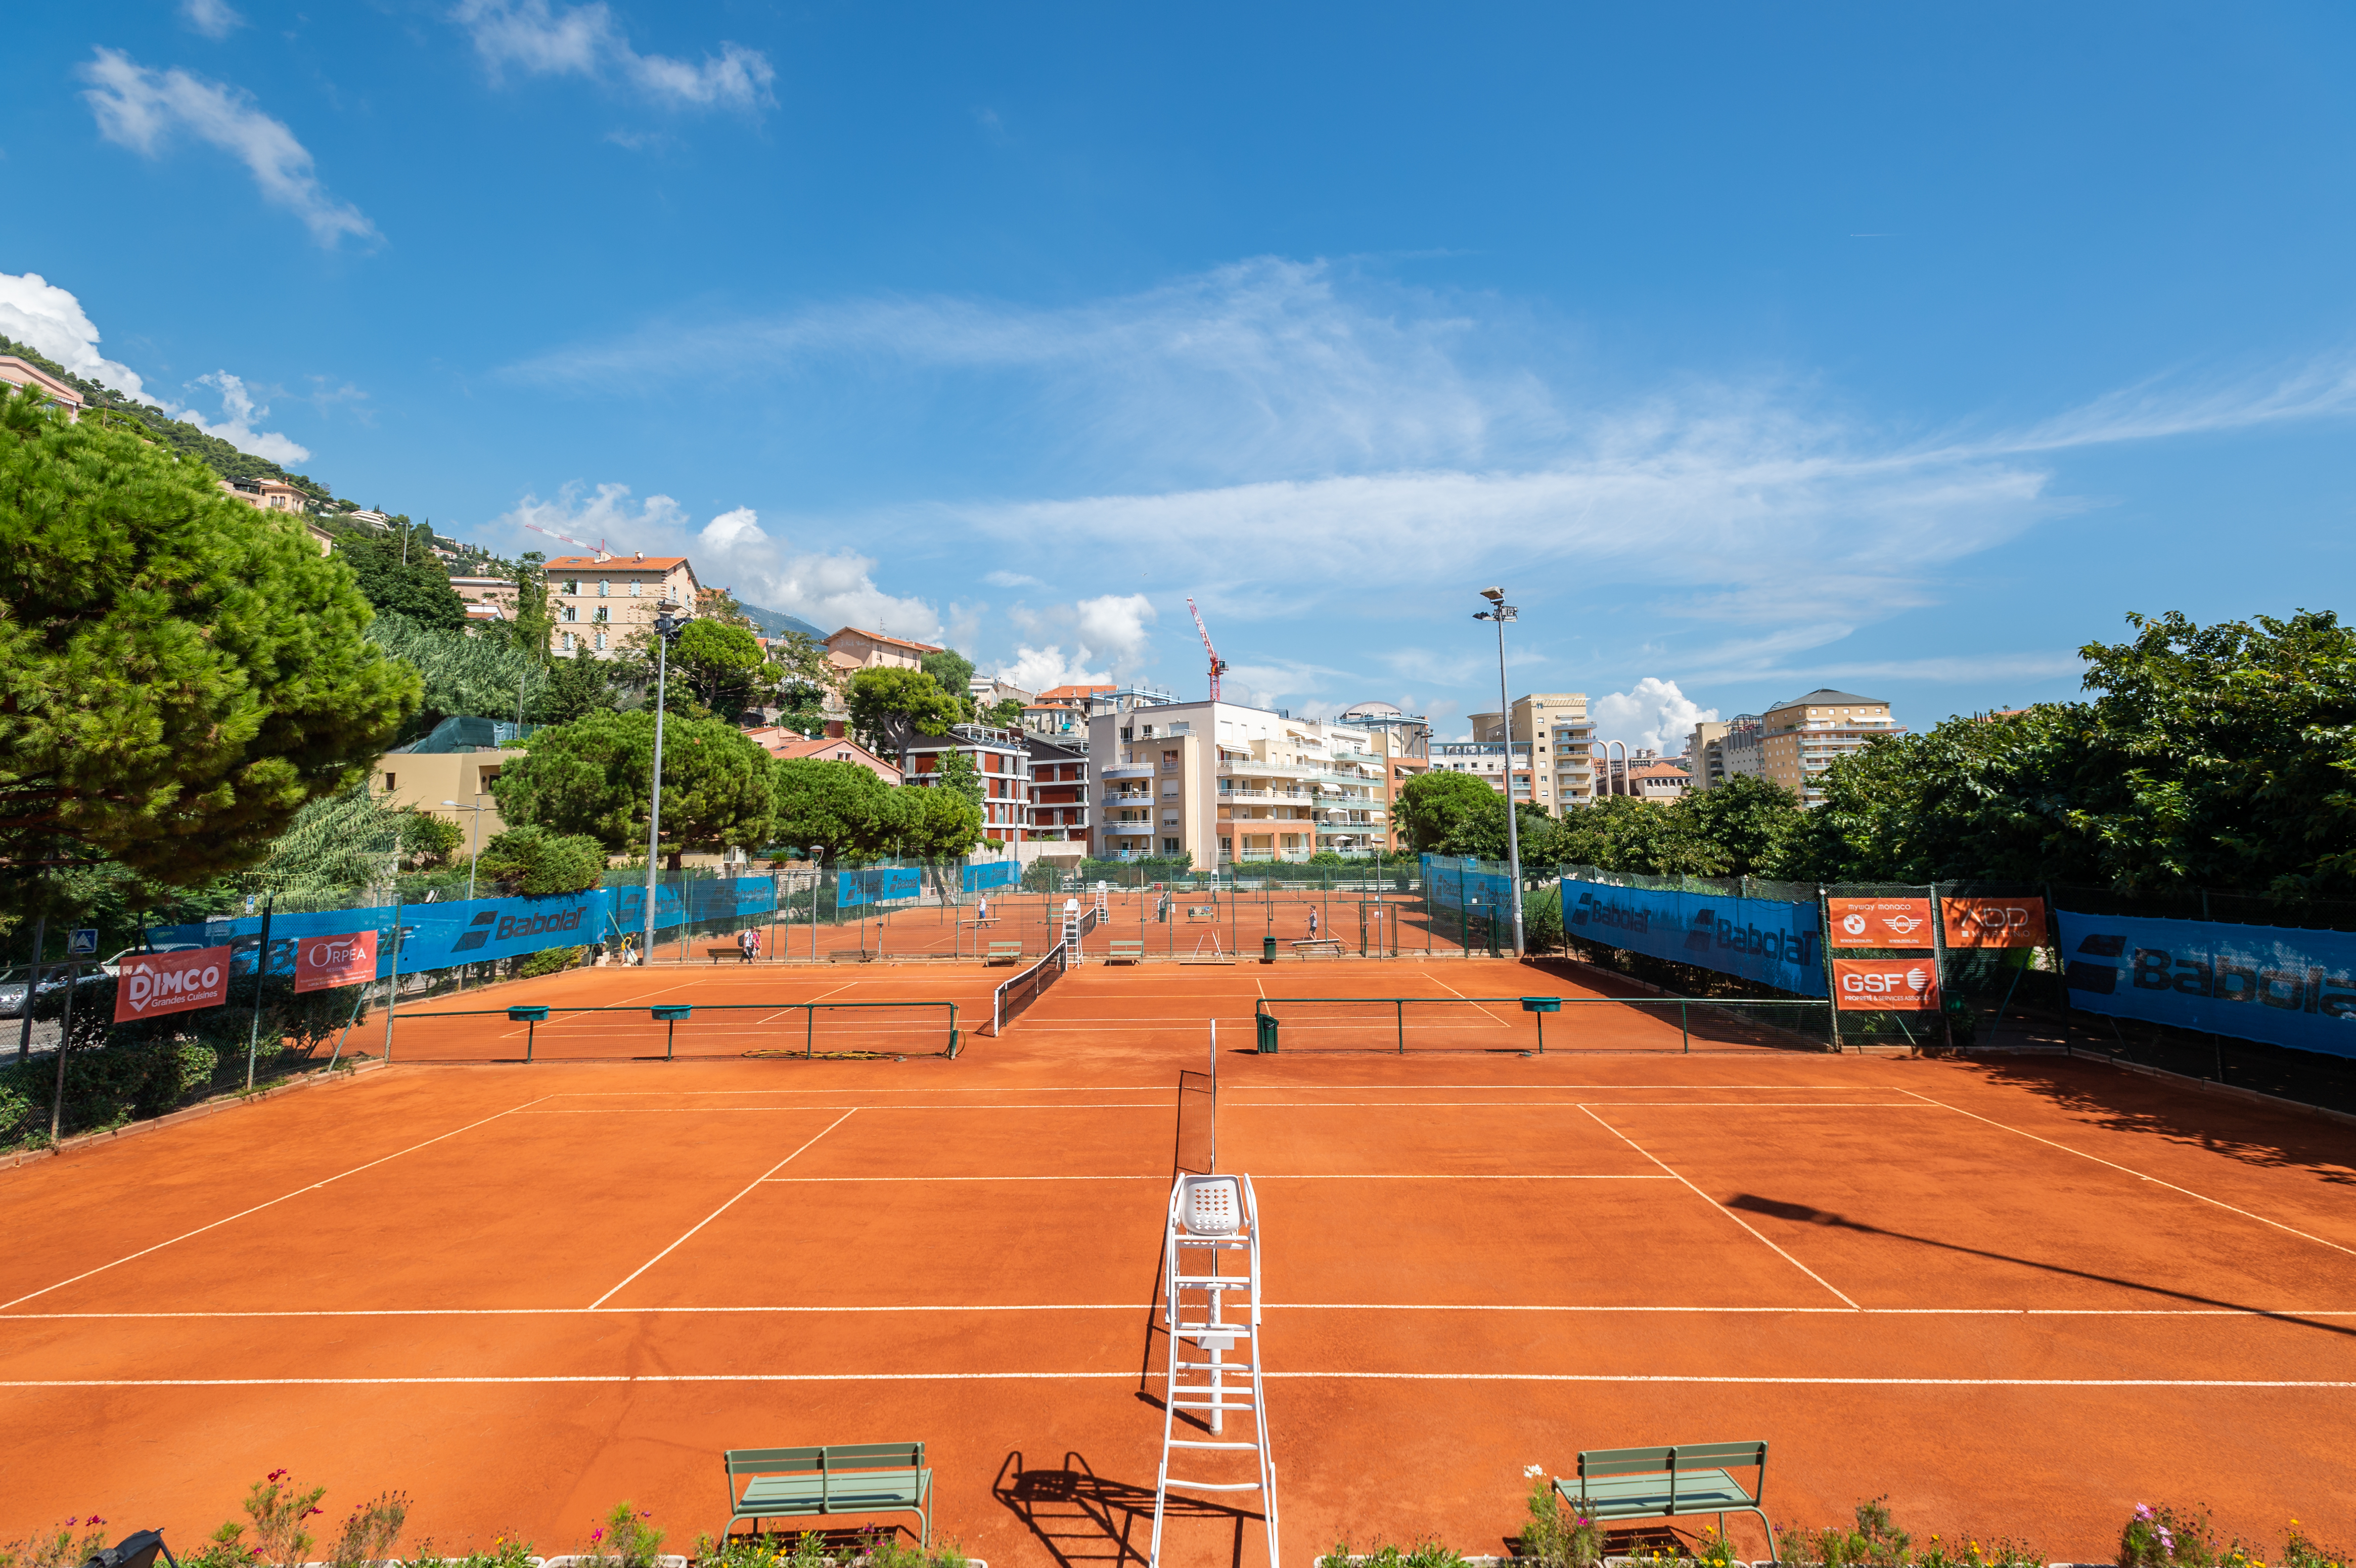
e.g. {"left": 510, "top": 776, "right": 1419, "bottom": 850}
{"left": 1680, "top": 999, "right": 1689, "bottom": 1053}
{"left": 526, "top": 1018, "right": 535, "bottom": 1063}
{"left": 1396, "top": 998, "right": 1405, "bottom": 1055}
{"left": 806, "top": 1004, "right": 815, "bottom": 1060}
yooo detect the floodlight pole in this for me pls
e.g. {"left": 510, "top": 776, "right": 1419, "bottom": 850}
{"left": 643, "top": 603, "right": 689, "bottom": 966}
{"left": 1475, "top": 588, "right": 1526, "bottom": 957}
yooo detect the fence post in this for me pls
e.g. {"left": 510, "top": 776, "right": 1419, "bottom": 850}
{"left": 806, "top": 1004, "right": 814, "bottom": 1060}
{"left": 1928, "top": 879, "right": 1952, "bottom": 1049}
{"left": 1817, "top": 885, "right": 1839, "bottom": 1052}
{"left": 1680, "top": 999, "right": 1689, "bottom": 1053}
{"left": 1397, "top": 998, "right": 1405, "bottom": 1056}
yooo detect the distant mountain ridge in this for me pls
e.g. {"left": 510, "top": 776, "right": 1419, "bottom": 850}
{"left": 738, "top": 602, "right": 827, "bottom": 640}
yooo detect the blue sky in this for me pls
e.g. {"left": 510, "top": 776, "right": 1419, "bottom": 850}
{"left": 8, "top": 2, "right": 2356, "bottom": 751}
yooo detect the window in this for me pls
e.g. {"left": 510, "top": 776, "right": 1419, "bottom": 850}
{"left": 560, "top": 632, "right": 576, "bottom": 652}
{"left": 382, "top": 772, "right": 397, "bottom": 791}
{"left": 629, "top": 582, "right": 641, "bottom": 596}
{"left": 597, "top": 580, "right": 610, "bottom": 597}
{"left": 594, "top": 632, "right": 607, "bottom": 651}
{"left": 560, "top": 580, "right": 579, "bottom": 595}
{"left": 561, "top": 606, "right": 578, "bottom": 623}
{"left": 1163, "top": 837, "right": 1180, "bottom": 855}
{"left": 593, "top": 606, "right": 609, "bottom": 623}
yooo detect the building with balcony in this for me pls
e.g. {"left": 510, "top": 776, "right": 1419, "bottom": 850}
{"left": 1087, "top": 698, "right": 1386, "bottom": 863}
{"left": 745, "top": 730, "right": 903, "bottom": 786}
{"left": 1026, "top": 736, "right": 1090, "bottom": 841}
{"left": 1469, "top": 693, "right": 1593, "bottom": 811}
{"left": 1430, "top": 741, "right": 1539, "bottom": 809}
{"left": 902, "top": 723, "right": 1033, "bottom": 843}
{"left": 1686, "top": 714, "right": 1765, "bottom": 792}
{"left": 1761, "top": 688, "right": 1904, "bottom": 806}
{"left": 1341, "top": 702, "right": 1432, "bottom": 852}
{"left": 0, "top": 356, "right": 84, "bottom": 419}
{"left": 544, "top": 550, "right": 702, "bottom": 659}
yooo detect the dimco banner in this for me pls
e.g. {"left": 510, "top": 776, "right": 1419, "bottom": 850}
{"left": 115, "top": 946, "right": 231, "bottom": 1022}
{"left": 1559, "top": 877, "right": 1827, "bottom": 997}
{"left": 1833, "top": 956, "right": 1941, "bottom": 1011}
{"left": 839, "top": 866, "right": 921, "bottom": 907}
{"left": 1828, "top": 897, "right": 1935, "bottom": 949}
{"left": 2057, "top": 908, "right": 2356, "bottom": 1060}
{"left": 294, "top": 930, "right": 375, "bottom": 993}
{"left": 962, "top": 860, "right": 1020, "bottom": 893}
{"left": 1943, "top": 896, "right": 2047, "bottom": 949}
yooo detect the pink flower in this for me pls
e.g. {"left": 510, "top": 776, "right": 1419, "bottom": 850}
{"left": 2136, "top": 1506, "right": 2153, "bottom": 1522}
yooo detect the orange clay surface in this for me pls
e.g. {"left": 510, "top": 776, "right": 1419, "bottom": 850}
{"left": 2, "top": 956, "right": 2354, "bottom": 1566}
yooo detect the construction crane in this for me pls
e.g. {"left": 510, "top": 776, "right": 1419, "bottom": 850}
{"left": 522, "top": 521, "right": 630, "bottom": 558}
{"left": 1188, "top": 597, "right": 1229, "bottom": 702}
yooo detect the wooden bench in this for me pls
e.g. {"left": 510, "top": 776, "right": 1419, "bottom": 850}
{"left": 723, "top": 1442, "right": 932, "bottom": 1546}
{"left": 1107, "top": 941, "right": 1145, "bottom": 965}
{"left": 985, "top": 941, "right": 1025, "bottom": 965}
{"left": 1290, "top": 938, "right": 1343, "bottom": 955}
{"left": 1554, "top": 1443, "right": 1774, "bottom": 1561}
{"left": 703, "top": 944, "right": 757, "bottom": 964}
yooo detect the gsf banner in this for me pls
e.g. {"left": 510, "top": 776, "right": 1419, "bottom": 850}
{"left": 115, "top": 946, "right": 231, "bottom": 1022}
{"left": 1832, "top": 957, "right": 1941, "bottom": 1011}
{"left": 1559, "top": 878, "right": 1826, "bottom": 996}
{"left": 2057, "top": 908, "right": 2356, "bottom": 1061}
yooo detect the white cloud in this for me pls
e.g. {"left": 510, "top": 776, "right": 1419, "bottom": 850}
{"left": 181, "top": 0, "right": 246, "bottom": 38}
{"left": 454, "top": 0, "right": 775, "bottom": 112}
{"left": 984, "top": 569, "right": 1045, "bottom": 589}
{"left": 0, "top": 271, "right": 146, "bottom": 399}
{"left": 170, "top": 371, "right": 310, "bottom": 464}
{"left": 1594, "top": 677, "right": 1716, "bottom": 757}
{"left": 78, "top": 49, "right": 377, "bottom": 248}
{"left": 694, "top": 506, "right": 940, "bottom": 639}
{"left": 994, "top": 592, "right": 1158, "bottom": 692}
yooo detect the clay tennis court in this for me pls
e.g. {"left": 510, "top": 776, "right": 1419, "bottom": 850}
{"left": 2, "top": 958, "right": 2353, "bottom": 1565}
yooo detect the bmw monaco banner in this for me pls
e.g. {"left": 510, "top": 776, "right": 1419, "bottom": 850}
{"left": 2057, "top": 908, "right": 2356, "bottom": 1060}
{"left": 1559, "top": 877, "right": 1827, "bottom": 995}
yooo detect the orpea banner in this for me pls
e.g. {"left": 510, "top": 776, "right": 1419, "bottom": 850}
{"left": 1559, "top": 877, "right": 1827, "bottom": 996}
{"left": 2057, "top": 908, "right": 2356, "bottom": 1060}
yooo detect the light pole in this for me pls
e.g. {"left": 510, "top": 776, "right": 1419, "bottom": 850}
{"left": 442, "top": 798, "right": 492, "bottom": 903}
{"left": 1474, "top": 587, "right": 1526, "bottom": 957}
{"left": 643, "top": 599, "right": 690, "bottom": 966}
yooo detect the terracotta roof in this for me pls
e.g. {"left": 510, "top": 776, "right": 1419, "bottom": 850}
{"left": 544, "top": 554, "right": 692, "bottom": 571}
{"left": 743, "top": 729, "right": 901, "bottom": 770}
{"left": 1037, "top": 683, "right": 1116, "bottom": 701}
{"left": 828, "top": 626, "right": 945, "bottom": 654}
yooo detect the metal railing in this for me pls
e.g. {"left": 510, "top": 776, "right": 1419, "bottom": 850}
{"left": 390, "top": 999, "right": 960, "bottom": 1060}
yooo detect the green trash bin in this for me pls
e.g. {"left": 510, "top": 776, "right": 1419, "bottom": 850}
{"left": 1262, "top": 934, "right": 1277, "bottom": 964}
{"left": 1256, "top": 1012, "right": 1279, "bottom": 1053}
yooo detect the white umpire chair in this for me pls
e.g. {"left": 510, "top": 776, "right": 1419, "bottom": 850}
{"left": 1150, "top": 1172, "right": 1280, "bottom": 1568}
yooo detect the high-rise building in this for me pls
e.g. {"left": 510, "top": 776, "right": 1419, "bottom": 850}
{"left": 1341, "top": 702, "right": 1431, "bottom": 852}
{"left": 1470, "top": 693, "right": 1594, "bottom": 811}
{"left": 1685, "top": 715, "right": 1766, "bottom": 792}
{"left": 1087, "top": 697, "right": 1387, "bottom": 863}
{"left": 1761, "top": 689, "right": 1903, "bottom": 806}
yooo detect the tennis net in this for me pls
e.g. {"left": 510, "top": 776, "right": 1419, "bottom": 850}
{"left": 987, "top": 940, "right": 1068, "bottom": 1035}
{"left": 1251, "top": 994, "right": 1832, "bottom": 1054}
{"left": 385, "top": 998, "right": 962, "bottom": 1062}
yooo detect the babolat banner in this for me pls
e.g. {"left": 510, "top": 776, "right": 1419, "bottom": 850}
{"left": 157, "top": 892, "right": 613, "bottom": 979}
{"left": 1421, "top": 855, "right": 1515, "bottom": 915}
{"left": 607, "top": 876, "right": 777, "bottom": 936}
{"left": 2057, "top": 909, "right": 2356, "bottom": 1060}
{"left": 962, "top": 860, "right": 1021, "bottom": 893}
{"left": 1559, "top": 877, "right": 1828, "bottom": 997}
{"left": 838, "top": 865, "right": 923, "bottom": 906}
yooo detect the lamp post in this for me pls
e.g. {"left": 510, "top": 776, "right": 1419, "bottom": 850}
{"left": 1474, "top": 587, "right": 1526, "bottom": 957}
{"left": 643, "top": 599, "right": 690, "bottom": 966}
{"left": 442, "top": 798, "right": 492, "bottom": 903}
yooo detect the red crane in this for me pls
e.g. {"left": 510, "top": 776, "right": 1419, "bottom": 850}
{"left": 1187, "top": 597, "right": 1229, "bottom": 702}
{"left": 522, "top": 521, "right": 631, "bottom": 558}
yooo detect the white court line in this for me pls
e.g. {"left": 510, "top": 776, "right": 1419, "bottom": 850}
{"left": 764, "top": 1175, "right": 1166, "bottom": 1182}
{"left": 4, "top": 1373, "right": 2349, "bottom": 1389}
{"left": 751, "top": 1174, "right": 1679, "bottom": 1182}
{"left": 0, "top": 1096, "right": 553, "bottom": 1313}
{"left": 588, "top": 1108, "right": 856, "bottom": 1309}
{"left": 1582, "top": 1105, "right": 1861, "bottom": 1310}
{"left": 542, "top": 1086, "right": 1176, "bottom": 1096}
{"left": 9, "top": 1304, "right": 2352, "bottom": 1320}
{"left": 1902, "top": 1089, "right": 2356, "bottom": 1260}
{"left": 525, "top": 1103, "right": 1170, "bottom": 1114}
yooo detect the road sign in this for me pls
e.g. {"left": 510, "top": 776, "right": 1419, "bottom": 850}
{"left": 67, "top": 928, "right": 98, "bottom": 958}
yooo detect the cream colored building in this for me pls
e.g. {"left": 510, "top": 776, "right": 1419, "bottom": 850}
{"left": 544, "top": 550, "right": 702, "bottom": 658}
{"left": 1469, "top": 693, "right": 1594, "bottom": 811}
{"left": 0, "top": 356, "right": 84, "bottom": 418}
{"left": 1087, "top": 695, "right": 1386, "bottom": 863}
{"left": 374, "top": 746, "right": 525, "bottom": 845}
{"left": 1761, "top": 688, "right": 1903, "bottom": 806}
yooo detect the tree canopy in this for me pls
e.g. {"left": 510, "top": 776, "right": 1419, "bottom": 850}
{"left": 0, "top": 385, "right": 417, "bottom": 907}
{"left": 474, "top": 824, "right": 608, "bottom": 896}
{"left": 921, "top": 648, "right": 977, "bottom": 707}
{"left": 1395, "top": 771, "right": 1505, "bottom": 853}
{"left": 672, "top": 619, "right": 773, "bottom": 719}
{"left": 335, "top": 523, "right": 467, "bottom": 630}
{"left": 845, "top": 667, "right": 965, "bottom": 755}
{"left": 771, "top": 758, "right": 898, "bottom": 859}
{"left": 491, "top": 710, "right": 774, "bottom": 869}
{"left": 541, "top": 647, "right": 618, "bottom": 724}
{"left": 365, "top": 611, "right": 544, "bottom": 734}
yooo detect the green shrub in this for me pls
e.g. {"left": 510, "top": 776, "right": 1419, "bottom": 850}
{"left": 518, "top": 945, "right": 584, "bottom": 979}
{"left": 1314, "top": 1542, "right": 1466, "bottom": 1568}
{"left": 2118, "top": 1504, "right": 2260, "bottom": 1568}
{"left": 1515, "top": 1475, "right": 1602, "bottom": 1568}
{"left": 477, "top": 826, "right": 609, "bottom": 896}
{"left": 2282, "top": 1522, "right": 2351, "bottom": 1568}
{"left": 577, "top": 1502, "right": 665, "bottom": 1568}
{"left": 0, "top": 1518, "right": 115, "bottom": 1568}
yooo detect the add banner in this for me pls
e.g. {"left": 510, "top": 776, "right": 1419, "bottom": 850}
{"left": 114, "top": 946, "right": 231, "bottom": 1022}
{"left": 1558, "top": 877, "right": 1827, "bottom": 996}
{"left": 294, "top": 930, "right": 377, "bottom": 993}
{"left": 1832, "top": 956, "right": 1942, "bottom": 1011}
{"left": 1828, "top": 897, "right": 1935, "bottom": 948}
{"left": 2056, "top": 908, "right": 2356, "bottom": 1060}
{"left": 1942, "top": 896, "right": 2048, "bottom": 949}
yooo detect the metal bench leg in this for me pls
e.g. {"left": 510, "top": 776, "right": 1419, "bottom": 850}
{"left": 1749, "top": 1508, "right": 1778, "bottom": 1565}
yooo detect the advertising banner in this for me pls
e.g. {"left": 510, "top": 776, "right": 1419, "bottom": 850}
{"left": 1943, "top": 896, "right": 2048, "bottom": 949}
{"left": 1421, "top": 855, "right": 1515, "bottom": 917}
{"left": 1558, "top": 877, "right": 1827, "bottom": 996}
{"left": 1828, "top": 897, "right": 1936, "bottom": 949}
{"left": 294, "top": 930, "right": 376, "bottom": 993}
{"left": 838, "top": 866, "right": 922, "bottom": 907}
{"left": 1832, "top": 956, "right": 1942, "bottom": 1011}
{"left": 114, "top": 945, "right": 232, "bottom": 1022}
{"left": 962, "top": 860, "right": 1021, "bottom": 893}
{"left": 2057, "top": 908, "right": 2356, "bottom": 1060}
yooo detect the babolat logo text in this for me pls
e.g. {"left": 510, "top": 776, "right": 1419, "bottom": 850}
{"left": 452, "top": 910, "right": 498, "bottom": 953}
{"left": 494, "top": 906, "right": 587, "bottom": 943}
{"left": 2129, "top": 947, "right": 2356, "bottom": 1015}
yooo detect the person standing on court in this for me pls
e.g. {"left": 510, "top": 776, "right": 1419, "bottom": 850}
{"left": 1307, "top": 906, "right": 1319, "bottom": 941}
{"left": 977, "top": 895, "right": 991, "bottom": 925}
{"left": 738, "top": 925, "right": 760, "bottom": 961}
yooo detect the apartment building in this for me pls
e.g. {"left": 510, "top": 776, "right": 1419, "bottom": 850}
{"left": 1761, "top": 688, "right": 1903, "bottom": 806}
{"left": 1341, "top": 702, "right": 1431, "bottom": 852}
{"left": 1468, "top": 693, "right": 1593, "bottom": 811}
{"left": 902, "top": 724, "right": 1033, "bottom": 843}
{"left": 1430, "top": 740, "right": 1539, "bottom": 811}
{"left": 1628, "top": 760, "right": 1695, "bottom": 801}
{"left": 825, "top": 627, "right": 942, "bottom": 675}
{"left": 1686, "top": 714, "right": 1765, "bottom": 792}
{"left": 450, "top": 575, "right": 519, "bottom": 626}
{"left": 0, "top": 356, "right": 84, "bottom": 418}
{"left": 1026, "top": 737, "right": 1090, "bottom": 841}
{"left": 745, "top": 730, "right": 903, "bottom": 785}
{"left": 1025, "top": 682, "right": 1114, "bottom": 739}
{"left": 1087, "top": 695, "right": 1386, "bottom": 863}
{"left": 544, "top": 550, "right": 702, "bottom": 658}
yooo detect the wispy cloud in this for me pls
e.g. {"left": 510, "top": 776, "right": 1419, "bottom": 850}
{"left": 180, "top": 0, "right": 245, "bottom": 39}
{"left": 78, "top": 49, "right": 377, "bottom": 248}
{"left": 454, "top": 0, "right": 775, "bottom": 113}
{"left": 168, "top": 372, "right": 310, "bottom": 465}
{"left": 997, "top": 593, "right": 1159, "bottom": 691}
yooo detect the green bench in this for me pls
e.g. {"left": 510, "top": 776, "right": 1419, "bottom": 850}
{"left": 1107, "top": 941, "right": 1145, "bottom": 964}
{"left": 985, "top": 941, "right": 1025, "bottom": 965}
{"left": 1554, "top": 1442, "right": 1775, "bottom": 1561}
{"left": 723, "top": 1443, "right": 932, "bottom": 1545}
